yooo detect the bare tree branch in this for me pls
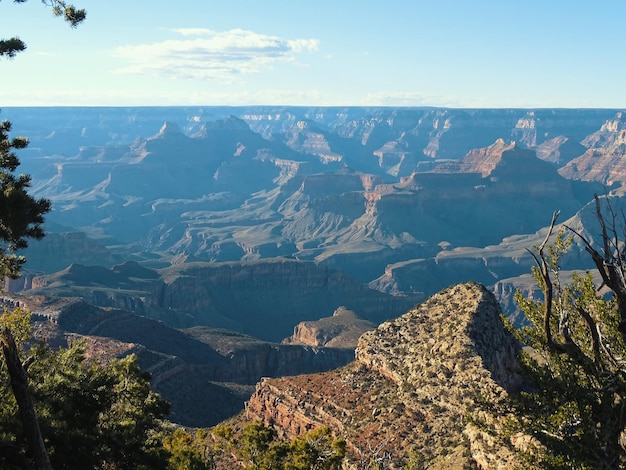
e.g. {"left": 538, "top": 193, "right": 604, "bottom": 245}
{"left": 527, "top": 211, "right": 561, "bottom": 353}
{"left": 566, "top": 195, "right": 626, "bottom": 343}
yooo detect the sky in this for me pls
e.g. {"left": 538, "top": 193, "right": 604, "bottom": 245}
{"left": 0, "top": 0, "right": 625, "bottom": 108}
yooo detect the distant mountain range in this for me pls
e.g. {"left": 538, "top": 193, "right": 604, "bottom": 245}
{"left": 3, "top": 106, "right": 626, "bottom": 426}
{"left": 5, "top": 107, "right": 621, "bottom": 283}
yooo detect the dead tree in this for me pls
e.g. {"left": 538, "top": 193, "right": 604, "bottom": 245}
{"left": 566, "top": 194, "right": 626, "bottom": 343}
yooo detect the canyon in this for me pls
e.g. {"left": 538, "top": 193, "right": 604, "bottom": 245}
{"left": 2, "top": 106, "right": 626, "bottom": 428}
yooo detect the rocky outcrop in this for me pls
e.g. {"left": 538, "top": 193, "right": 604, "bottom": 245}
{"left": 283, "top": 120, "right": 343, "bottom": 164}
{"left": 432, "top": 137, "right": 515, "bottom": 176}
{"left": 535, "top": 135, "right": 586, "bottom": 164}
{"left": 282, "top": 307, "right": 375, "bottom": 348}
{"left": 370, "top": 149, "right": 589, "bottom": 249}
{"left": 244, "top": 282, "right": 528, "bottom": 468}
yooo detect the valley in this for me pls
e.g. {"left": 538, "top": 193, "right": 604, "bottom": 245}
{"left": 2, "top": 106, "right": 626, "bottom": 429}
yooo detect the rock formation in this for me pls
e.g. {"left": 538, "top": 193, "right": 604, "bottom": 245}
{"left": 559, "top": 112, "right": 626, "bottom": 185}
{"left": 243, "top": 282, "right": 529, "bottom": 468}
{"left": 9, "top": 107, "right": 616, "bottom": 315}
{"left": 281, "top": 307, "right": 376, "bottom": 348}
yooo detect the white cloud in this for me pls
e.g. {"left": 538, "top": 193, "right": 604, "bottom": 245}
{"left": 113, "top": 28, "right": 319, "bottom": 80}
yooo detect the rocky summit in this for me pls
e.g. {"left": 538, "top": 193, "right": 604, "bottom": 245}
{"left": 242, "top": 282, "right": 528, "bottom": 469}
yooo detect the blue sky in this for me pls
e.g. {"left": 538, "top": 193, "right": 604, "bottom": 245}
{"left": 1, "top": 0, "right": 625, "bottom": 107}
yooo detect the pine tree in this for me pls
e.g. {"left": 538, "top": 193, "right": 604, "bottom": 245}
{"left": 0, "top": 119, "right": 50, "bottom": 279}
{"left": 0, "top": 2, "right": 85, "bottom": 467}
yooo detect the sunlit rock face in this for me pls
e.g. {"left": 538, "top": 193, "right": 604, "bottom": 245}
{"left": 559, "top": 112, "right": 626, "bottom": 185}
{"left": 245, "top": 282, "right": 528, "bottom": 469}
{"left": 281, "top": 306, "right": 376, "bottom": 348}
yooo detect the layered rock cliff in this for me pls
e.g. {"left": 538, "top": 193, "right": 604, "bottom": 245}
{"left": 11, "top": 107, "right": 617, "bottom": 316}
{"left": 281, "top": 307, "right": 376, "bottom": 348}
{"left": 244, "top": 282, "right": 528, "bottom": 468}
{"left": 559, "top": 112, "right": 626, "bottom": 185}
{"left": 12, "top": 107, "right": 614, "bottom": 273}
{"left": 23, "top": 259, "right": 415, "bottom": 343}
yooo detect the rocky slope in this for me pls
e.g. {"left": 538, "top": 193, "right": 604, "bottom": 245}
{"left": 10, "top": 294, "right": 355, "bottom": 427}
{"left": 242, "top": 282, "right": 529, "bottom": 469}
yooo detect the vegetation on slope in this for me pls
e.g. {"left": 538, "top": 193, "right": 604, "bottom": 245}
{"left": 507, "top": 196, "right": 626, "bottom": 469}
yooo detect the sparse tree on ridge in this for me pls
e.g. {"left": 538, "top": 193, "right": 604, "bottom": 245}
{"left": 511, "top": 194, "right": 626, "bottom": 468}
{"left": 209, "top": 422, "right": 345, "bottom": 469}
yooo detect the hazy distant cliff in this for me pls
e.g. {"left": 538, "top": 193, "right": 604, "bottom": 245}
{"left": 9, "top": 105, "right": 624, "bottom": 335}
